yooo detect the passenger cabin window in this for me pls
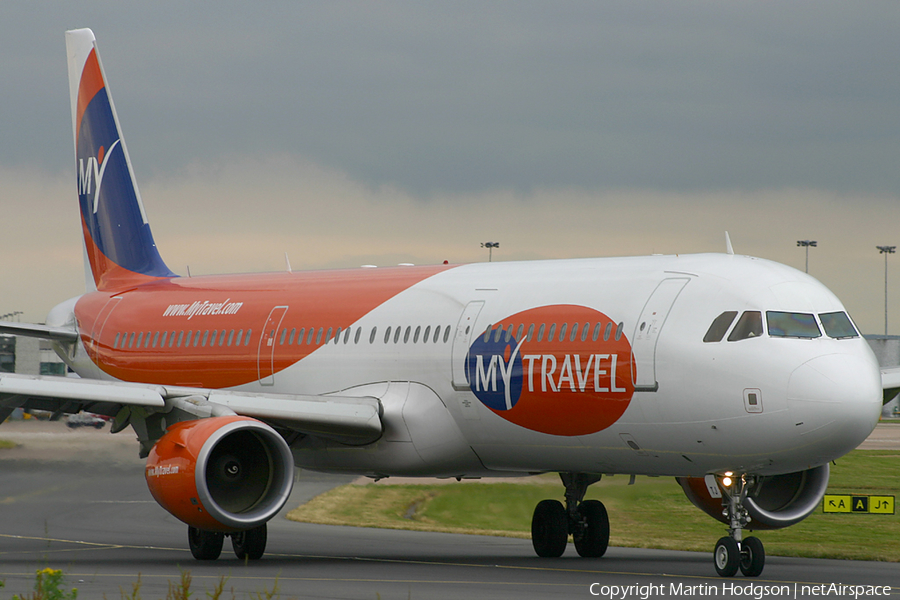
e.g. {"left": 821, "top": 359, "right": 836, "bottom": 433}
{"left": 766, "top": 311, "right": 821, "bottom": 339}
{"left": 728, "top": 311, "right": 763, "bottom": 341}
{"left": 704, "top": 311, "right": 738, "bottom": 343}
{"left": 819, "top": 311, "right": 859, "bottom": 339}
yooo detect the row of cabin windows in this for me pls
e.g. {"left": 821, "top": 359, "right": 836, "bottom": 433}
{"left": 481, "top": 320, "right": 625, "bottom": 344}
{"left": 110, "top": 319, "right": 630, "bottom": 352}
{"left": 275, "top": 325, "right": 454, "bottom": 346}
{"left": 111, "top": 324, "right": 456, "bottom": 350}
{"left": 113, "top": 329, "right": 254, "bottom": 350}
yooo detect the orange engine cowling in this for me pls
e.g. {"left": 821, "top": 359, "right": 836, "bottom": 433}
{"left": 676, "top": 464, "right": 830, "bottom": 531}
{"left": 145, "top": 415, "right": 294, "bottom": 532}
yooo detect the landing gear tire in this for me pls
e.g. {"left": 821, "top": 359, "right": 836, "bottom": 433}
{"left": 188, "top": 526, "right": 224, "bottom": 561}
{"left": 531, "top": 499, "right": 568, "bottom": 557}
{"left": 739, "top": 536, "right": 765, "bottom": 577}
{"left": 574, "top": 499, "right": 609, "bottom": 558}
{"left": 714, "top": 536, "right": 739, "bottom": 577}
{"left": 232, "top": 524, "right": 267, "bottom": 560}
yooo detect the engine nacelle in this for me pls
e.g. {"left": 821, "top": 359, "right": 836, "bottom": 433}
{"left": 145, "top": 415, "right": 294, "bottom": 532}
{"left": 676, "top": 464, "right": 829, "bottom": 530}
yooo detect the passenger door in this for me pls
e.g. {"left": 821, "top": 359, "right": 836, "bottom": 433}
{"left": 257, "top": 306, "right": 288, "bottom": 386}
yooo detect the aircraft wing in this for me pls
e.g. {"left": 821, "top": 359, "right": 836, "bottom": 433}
{"left": 881, "top": 366, "right": 900, "bottom": 405}
{"left": 0, "top": 373, "right": 382, "bottom": 445}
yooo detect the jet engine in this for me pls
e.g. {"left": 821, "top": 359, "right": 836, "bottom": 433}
{"left": 676, "top": 464, "right": 829, "bottom": 530}
{"left": 145, "top": 415, "right": 294, "bottom": 532}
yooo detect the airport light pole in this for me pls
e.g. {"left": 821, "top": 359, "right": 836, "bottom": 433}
{"left": 877, "top": 246, "right": 896, "bottom": 335}
{"left": 481, "top": 242, "right": 499, "bottom": 262}
{"left": 796, "top": 240, "right": 816, "bottom": 273}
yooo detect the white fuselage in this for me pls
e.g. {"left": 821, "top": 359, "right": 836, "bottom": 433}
{"left": 56, "top": 253, "right": 883, "bottom": 480}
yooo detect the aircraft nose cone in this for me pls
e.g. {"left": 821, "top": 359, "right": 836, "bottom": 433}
{"left": 787, "top": 352, "right": 882, "bottom": 459}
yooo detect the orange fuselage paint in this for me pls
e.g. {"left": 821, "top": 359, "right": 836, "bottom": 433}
{"left": 75, "top": 264, "right": 456, "bottom": 388}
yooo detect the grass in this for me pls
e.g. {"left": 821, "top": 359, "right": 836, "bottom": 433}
{"left": 0, "top": 439, "right": 15, "bottom": 450}
{"left": 287, "top": 449, "right": 900, "bottom": 561}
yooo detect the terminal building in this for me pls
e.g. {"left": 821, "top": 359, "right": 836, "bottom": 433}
{"left": 0, "top": 335, "right": 68, "bottom": 376}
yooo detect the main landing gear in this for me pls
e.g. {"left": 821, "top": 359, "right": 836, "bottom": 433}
{"left": 188, "top": 523, "right": 268, "bottom": 561}
{"left": 531, "top": 473, "right": 609, "bottom": 558}
{"left": 714, "top": 473, "right": 765, "bottom": 577}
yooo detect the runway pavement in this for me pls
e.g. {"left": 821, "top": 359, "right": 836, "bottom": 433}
{"left": 0, "top": 420, "right": 897, "bottom": 599}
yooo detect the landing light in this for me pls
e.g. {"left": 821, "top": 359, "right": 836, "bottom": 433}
{"left": 722, "top": 475, "right": 733, "bottom": 487}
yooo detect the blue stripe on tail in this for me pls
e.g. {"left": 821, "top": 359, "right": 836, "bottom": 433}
{"left": 75, "top": 51, "right": 175, "bottom": 282}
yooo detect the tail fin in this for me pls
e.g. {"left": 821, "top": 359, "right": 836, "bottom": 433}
{"left": 65, "top": 29, "right": 175, "bottom": 291}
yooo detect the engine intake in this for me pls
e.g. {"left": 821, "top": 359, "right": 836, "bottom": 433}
{"left": 677, "top": 464, "right": 829, "bottom": 530}
{"left": 146, "top": 416, "right": 294, "bottom": 532}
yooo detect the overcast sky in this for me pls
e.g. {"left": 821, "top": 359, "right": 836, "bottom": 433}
{"left": 2, "top": 2, "right": 900, "bottom": 334}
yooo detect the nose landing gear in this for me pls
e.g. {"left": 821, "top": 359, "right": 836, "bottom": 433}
{"left": 530, "top": 473, "right": 609, "bottom": 558}
{"left": 714, "top": 473, "right": 765, "bottom": 577}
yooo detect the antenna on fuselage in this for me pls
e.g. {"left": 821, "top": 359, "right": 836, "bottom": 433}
{"left": 285, "top": 252, "right": 293, "bottom": 273}
{"left": 725, "top": 232, "right": 735, "bottom": 255}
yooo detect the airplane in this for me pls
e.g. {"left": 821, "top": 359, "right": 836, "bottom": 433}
{"left": 0, "top": 28, "right": 893, "bottom": 577}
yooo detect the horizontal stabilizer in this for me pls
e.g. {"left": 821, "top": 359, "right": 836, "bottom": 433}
{"left": 0, "top": 321, "right": 78, "bottom": 342}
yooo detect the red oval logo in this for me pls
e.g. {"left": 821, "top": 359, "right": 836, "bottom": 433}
{"left": 468, "top": 305, "right": 634, "bottom": 436}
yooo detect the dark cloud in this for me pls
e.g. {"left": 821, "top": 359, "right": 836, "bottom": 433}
{"left": 1, "top": 1, "right": 899, "bottom": 195}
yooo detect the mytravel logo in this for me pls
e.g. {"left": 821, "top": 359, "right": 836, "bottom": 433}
{"left": 467, "top": 305, "right": 634, "bottom": 436}
{"left": 77, "top": 140, "right": 121, "bottom": 214}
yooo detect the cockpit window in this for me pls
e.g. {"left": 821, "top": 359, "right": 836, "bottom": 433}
{"left": 766, "top": 311, "right": 821, "bottom": 339}
{"left": 819, "top": 311, "right": 859, "bottom": 339}
{"left": 727, "top": 311, "right": 763, "bottom": 341}
{"left": 704, "top": 311, "right": 738, "bottom": 343}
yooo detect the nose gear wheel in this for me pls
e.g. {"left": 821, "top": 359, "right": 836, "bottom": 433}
{"left": 712, "top": 473, "right": 766, "bottom": 577}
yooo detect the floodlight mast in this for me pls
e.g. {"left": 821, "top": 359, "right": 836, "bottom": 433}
{"left": 877, "top": 245, "right": 896, "bottom": 335}
{"left": 796, "top": 240, "right": 817, "bottom": 274}
{"left": 481, "top": 242, "right": 499, "bottom": 262}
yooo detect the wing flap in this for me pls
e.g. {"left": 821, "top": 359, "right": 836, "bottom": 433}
{"left": 0, "top": 373, "right": 382, "bottom": 444}
{"left": 205, "top": 391, "right": 382, "bottom": 444}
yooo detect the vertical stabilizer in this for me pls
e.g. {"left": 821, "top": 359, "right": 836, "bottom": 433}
{"left": 65, "top": 29, "right": 175, "bottom": 291}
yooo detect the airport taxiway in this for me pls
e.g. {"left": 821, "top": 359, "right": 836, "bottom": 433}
{"left": 0, "top": 421, "right": 897, "bottom": 599}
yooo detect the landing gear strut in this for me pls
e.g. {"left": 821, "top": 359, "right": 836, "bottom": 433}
{"left": 531, "top": 473, "right": 608, "bottom": 558}
{"left": 714, "top": 473, "right": 765, "bottom": 577}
